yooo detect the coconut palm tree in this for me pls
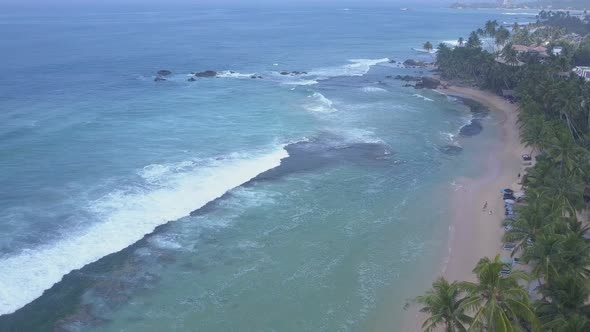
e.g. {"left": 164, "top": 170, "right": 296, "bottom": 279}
{"left": 501, "top": 43, "right": 519, "bottom": 66}
{"left": 503, "top": 199, "right": 556, "bottom": 255}
{"left": 415, "top": 277, "right": 471, "bottom": 332}
{"left": 519, "top": 113, "right": 551, "bottom": 154}
{"left": 552, "top": 314, "right": 590, "bottom": 332}
{"left": 461, "top": 255, "right": 539, "bottom": 332}
{"left": 466, "top": 31, "right": 482, "bottom": 49}
{"left": 424, "top": 41, "right": 433, "bottom": 53}
{"left": 495, "top": 27, "right": 511, "bottom": 52}
{"left": 524, "top": 233, "right": 563, "bottom": 285}
{"left": 536, "top": 274, "right": 590, "bottom": 329}
{"left": 512, "top": 22, "right": 520, "bottom": 32}
{"left": 457, "top": 37, "right": 464, "bottom": 47}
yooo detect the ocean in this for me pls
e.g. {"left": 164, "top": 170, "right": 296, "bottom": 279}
{"left": 0, "top": 5, "right": 534, "bottom": 331}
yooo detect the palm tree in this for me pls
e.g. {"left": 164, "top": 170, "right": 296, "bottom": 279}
{"left": 553, "top": 314, "right": 590, "bottom": 332}
{"left": 424, "top": 41, "right": 433, "bottom": 53}
{"left": 523, "top": 234, "right": 562, "bottom": 290}
{"left": 484, "top": 20, "right": 499, "bottom": 37}
{"left": 466, "top": 31, "right": 482, "bottom": 49}
{"left": 547, "top": 126, "right": 588, "bottom": 178}
{"left": 461, "top": 255, "right": 539, "bottom": 332}
{"left": 537, "top": 274, "right": 590, "bottom": 329}
{"left": 457, "top": 37, "right": 464, "bottom": 47}
{"left": 503, "top": 199, "right": 556, "bottom": 255}
{"left": 519, "top": 113, "right": 550, "bottom": 154}
{"left": 495, "top": 27, "right": 511, "bottom": 52}
{"left": 512, "top": 22, "right": 520, "bottom": 32}
{"left": 415, "top": 277, "right": 471, "bottom": 332}
{"left": 501, "top": 43, "right": 519, "bottom": 66}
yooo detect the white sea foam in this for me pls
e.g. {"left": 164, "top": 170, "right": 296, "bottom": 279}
{"left": 0, "top": 146, "right": 289, "bottom": 315}
{"left": 311, "top": 58, "right": 389, "bottom": 78}
{"left": 361, "top": 86, "right": 387, "bottom": 93}
{"left": 304, "top": 92, "right": 338, "bottom": 113}
{"left": 282, "top": 79, "right": 319, "bottom": 86}
{"left": 502, "top": 12, "right": 537, "bottom": 16}
{"left": 443, "top": 40, "right": 459, "bottom": 47}
{"left": 440, "top": 131, "right": 456, "bottom": 142}
{"left": 412, "top": 47, "right": 438, "bottom": 54}
{"left": 216, "top": 70, "right": 257, "bottom": 79}
{"left": 412, "top": 94, "right": 434, "bottom": 102}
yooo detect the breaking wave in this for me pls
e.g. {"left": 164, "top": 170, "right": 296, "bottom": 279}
{"left": 0, "top": 146, "right": 289, "bottom": 315}
{"left": 303, "top": 92, "right": 338, "bottom": 113}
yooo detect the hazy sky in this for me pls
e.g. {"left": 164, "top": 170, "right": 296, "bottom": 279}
{"left": 1, "top": 0, "right": 460, "bottom": 9}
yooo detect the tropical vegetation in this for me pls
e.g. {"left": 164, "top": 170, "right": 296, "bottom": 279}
{"left": 415, "top": 11, "right": 590, "bottom": 332}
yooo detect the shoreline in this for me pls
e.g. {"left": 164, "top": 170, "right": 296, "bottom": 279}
{"left": 403, "top": 84, "right": 525, "bottom": 331}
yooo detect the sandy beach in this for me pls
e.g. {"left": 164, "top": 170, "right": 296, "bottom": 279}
{"left": 403, "top": 84, "right": 526, "bottom": 331}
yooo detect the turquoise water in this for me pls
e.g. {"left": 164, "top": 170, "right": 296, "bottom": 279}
{"left": 0, "top": 5, "right": 533, "bottom": 331}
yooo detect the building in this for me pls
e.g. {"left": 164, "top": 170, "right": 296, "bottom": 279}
{"left": 573, "top": 67, "right": 590, "bottom": 81}
{"left": 552, "top": 46, "right": 563, "bottom": 56}
{"left": 512, "top": 44, "right": 549, "bottom": 57}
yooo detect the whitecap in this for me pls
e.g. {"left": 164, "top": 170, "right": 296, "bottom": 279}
{"left": 310, "top": 58, "right": 389, "bottom": 78}
{"left": 412, "top": 94, "right": 434, "bottom": 102}
{"left": 216, "top": 70, "right": 257, "bottom": 79}
{"left": 0, "top": 146, "right": 289, "bottom": 315}
{"left": 361, "top": 86, "right": 387, "bottom": 93}
{"left": 442, "top": 40, "right": 459, "bottom": 47}
{"left": 502, "top": 12, "right": 537, "bottom": 15}
{"left": 303, "top": 92, "right": 338, "bottom": 113}
{"left": 282, "top": 79, "right": 319, "bottom": 86}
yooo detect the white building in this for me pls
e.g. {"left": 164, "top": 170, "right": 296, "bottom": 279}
{"left": 573, "top": 66, "right": 590, "bottom": 81}
{"left": 552, "top": 46, "right": 563, "bottom": 56}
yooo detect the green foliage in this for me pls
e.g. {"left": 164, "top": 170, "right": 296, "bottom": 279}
{"left": 415, "top": 278, "right": 471, "bottom": 332}
{"left": 573, "top": 36, "right": 590, "bottom": 66}
{"left": 462, "top": 256, "right": 539, "bottom": 332}
{"left": 416, "top": 10, "right": 590, "bottom": 332}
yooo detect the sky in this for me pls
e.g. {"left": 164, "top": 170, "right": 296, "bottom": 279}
{"left": 0, "top": 0, "right": 460, "bottom": 10}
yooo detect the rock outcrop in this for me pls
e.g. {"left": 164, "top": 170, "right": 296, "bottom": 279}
{"left": 414, "top": 77, "right": 440, "bottom": 89}
{"left": 195, "top": 70, "right": 217, "bottom": 78}
{"left": 403, "top": 59, "right": 429, "bottom": 67}
{"left": 459, "top": 119, "right": 483, "bottom": 136}
{"left": 157, "top": 70, "right": 172, "bottom": 76}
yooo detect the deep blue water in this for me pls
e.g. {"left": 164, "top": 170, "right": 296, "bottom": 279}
{"left": 0, "top": 5, "right": 536, "bottom": 331}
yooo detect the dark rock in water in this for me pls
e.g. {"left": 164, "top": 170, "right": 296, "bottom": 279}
{"left": 394, "top": 75, "right": 420, "bottom": 82}
{"left": 421, "top": 77, "right": 440, "bottom": 89}
{"left": 402, "top": 84, "right": 414, "bottom": 87}
{"left": 280, "top": 71, "right": 290, "bottom": 75}
{"left": 440, "top": 145, "right": 463, "bottom": 155}
{"left": 403, "top": 59, "right": 428, "bottom": 67}
{"left": 250, "top": 75, "right": 257, "bottom": 79}
{"left": 459, "top": 97, "right": 489, "bottom": 119}
{"left": 459, "top": 119, "right": 483, "bottom": 136}
{"left": 257, "top": 76, "right": 263, "bottom": 79}
{"left": 154, "top": 77, "right": 167, "bottom": 82}
{"left": 187, "top": 77, "right": 196, "bottom": 82}
{"left": 157, "top": 69, "right": 172, "bottom": 76}
{"left": 385, "top": 75, "right": 393, "bottom": 78}
{"left": 415, "top": 77, "right": 440, "bottom": 89}
{"left": 195, "top": 70, "right": 217, "bottom": 78}
{"left": 389, "top": 60, "right": 397, "bottom": 63}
